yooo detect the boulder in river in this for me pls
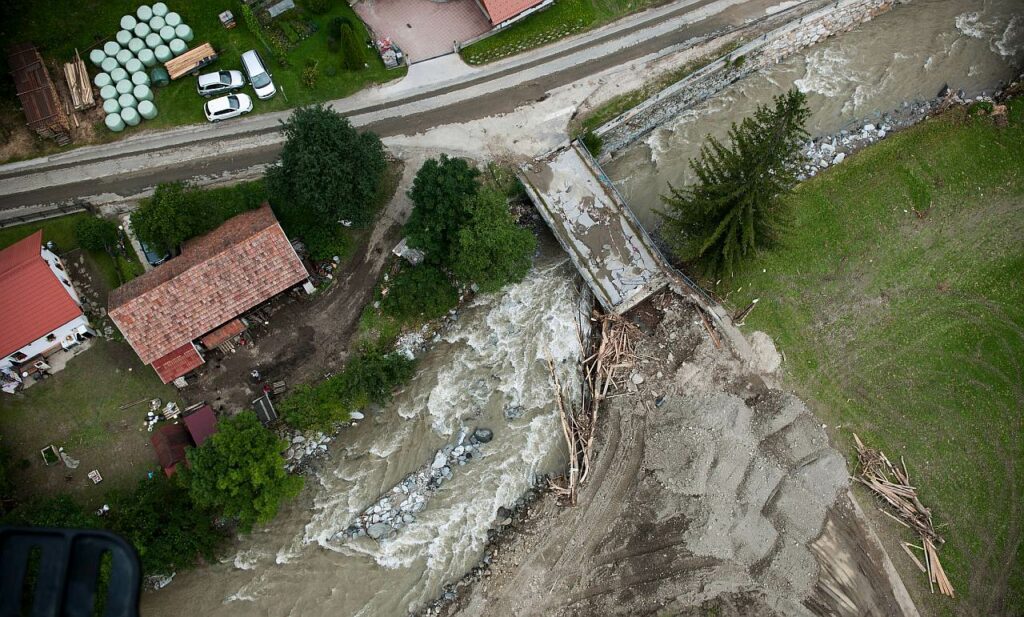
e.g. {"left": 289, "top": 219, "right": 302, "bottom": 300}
{"left": 472, "top": 428, "right": 494, "bottom": 443}
{"left": 367, "top": 523, "right": 389, "bottom": 540}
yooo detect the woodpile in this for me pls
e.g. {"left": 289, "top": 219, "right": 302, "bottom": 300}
{"left": 853, "top": 434, "right": 955, "bottom": 597}
{"left": 165, "top": 43, "right": 217, "bottom": 80}
{"left": 63, "top": 50, "right": 95, "bottom": 110}
{"left": 548, "top": 310, "right": 639, "bottom": 505}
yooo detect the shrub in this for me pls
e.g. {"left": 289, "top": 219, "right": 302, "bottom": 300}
{"left": 580, "top": 130, "right": 603, "bottom": 155}
{"left": 302, "top": 59, "right": 320, "bottom": 89}
{"left": 74, "top": 216, "right": 119, "bottom": 252}
{"left": 382, "top": 265, "right": 458, "bottom": 320}
{"left": 339, "top": 23, "right": 364, "bottom": 71}
{"left": 404, "top": 155, "right": 481, "bottom": 267}
{"left": 279, "top": 346, "right": 416, "bottom": 431}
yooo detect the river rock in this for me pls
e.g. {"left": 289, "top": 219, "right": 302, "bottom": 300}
{"left": 367, "top": 523, "right": 389, "bottom": 540}
{"left": 350, "top": 411, "right": 365, "bottom": 420}
{"left": 631, "top": 372, "right": 645, "bottom": 385}
{"left": 832, "top": 152, "right": 846, "bottom": 164}
{"left": 292, "top": 435, "right": 305, "bottom": 444}
{"left": 431, "top": 451, "right": 447, "bottom": 469}
{"left": 472, "top": 428, "right": 493, "bottom": 443}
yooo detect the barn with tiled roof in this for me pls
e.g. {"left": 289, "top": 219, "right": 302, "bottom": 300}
{"left": 109, "top": 204, "right": 309, "bottom": 384}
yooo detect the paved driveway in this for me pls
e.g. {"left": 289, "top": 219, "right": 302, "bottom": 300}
{"left": 354, "top": 0, "right": 492, "bottom": 63}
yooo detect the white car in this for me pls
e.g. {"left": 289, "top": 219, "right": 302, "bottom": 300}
{"left": 241, "top": 50, "right": 277, "bottom": 100}
{"left": 204, "top": 93, "right": 253, "bottom": 122}
{"left": 196, "top": 70, "right": 245, "bottom": 97}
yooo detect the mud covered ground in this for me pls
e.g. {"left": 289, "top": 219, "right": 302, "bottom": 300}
{"left": 437, "top": 293, "right": 917, "bottom": 617}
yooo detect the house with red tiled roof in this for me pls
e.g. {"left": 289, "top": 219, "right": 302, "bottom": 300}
{"left": 475, "top": 0, "right": 553, "bottom": 28}
{"left": 1, "top": 231, "right": 94, "bottom": 389}
{"left": 108, "top": 204, "right": 309, "bottom": 385}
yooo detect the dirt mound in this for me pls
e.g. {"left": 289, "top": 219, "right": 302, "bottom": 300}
{"left": 439, "top": 294, "right": 915, "bottom": 617}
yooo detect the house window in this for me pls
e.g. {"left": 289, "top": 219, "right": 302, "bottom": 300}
{"left": 9, "top": 352, "right": 27, "bottom": 363}
{"left": 46, "top": 334, "right": 57, "bottom": 342}
{"left": 62, "top": 278, "right": 71, "bottom": 287}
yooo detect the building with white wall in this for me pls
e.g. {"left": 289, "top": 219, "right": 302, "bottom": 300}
{"left": 0, "top": 231, "right": 94, "bottom": 381}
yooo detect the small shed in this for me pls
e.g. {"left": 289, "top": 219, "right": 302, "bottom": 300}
{"left": 183, "top": 404, "right": 218, "bottom": 446}
{"left": 252, "top": 393, "right": 278, "bottom": 426}
{"left": 150, "top": 423, "right": 191, "bottom": 477}
{"left": 7, "top": 43, "right": 71, "bottom": 144}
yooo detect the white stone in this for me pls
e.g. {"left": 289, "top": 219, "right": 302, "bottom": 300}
{"left": 832, "top": 152, "right": 846, "bottom": 165}
{"left": 431, "top": 451, "right": 447, "bottom": 469}
{"left": 292, "top": 435, "right": 305, "bottom": 444}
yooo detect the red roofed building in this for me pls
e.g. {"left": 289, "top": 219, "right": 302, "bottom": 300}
{"left": 476, "top": 0, "right": 552, "bottom": 27}
{"left": 1, "top": 231, "right": 94, "bottom": 378}
{"left": 108, "top": 204, "right": 309, "bottom": 384}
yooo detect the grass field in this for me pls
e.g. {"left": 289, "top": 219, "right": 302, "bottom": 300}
{"left": 0, "top": 213, "right": 142, "bottom": 289}
{"left": 0, "top": 0, "right": 404, "bottom": 151}
{"left": 717, "top": 101, "right": 1024, "bottom": 615}
{"left": 460, "top": 0, "right": 665, "bottom": 65}
{"left": 0, "top": 339, "right": 180, "bottom": 507}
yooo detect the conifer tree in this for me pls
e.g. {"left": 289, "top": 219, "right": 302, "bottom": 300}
{"left": 659, "top": 88, "right": 810, "bottom": 276}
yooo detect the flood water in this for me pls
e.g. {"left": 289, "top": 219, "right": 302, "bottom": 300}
{"left": 142, "top": 2, "right": 1022, "bottom": 615}
{"left": 606, "top": 0, "right": 1024, "bottom": 228}
{"left": 142, "top": 249, "right": 586, "bottom": 616}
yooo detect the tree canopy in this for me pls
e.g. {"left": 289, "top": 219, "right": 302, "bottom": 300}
{"left": 181, "top": 412, "right": 302, "bottom": 532}
{"left": 131, "top": 180, "right": 266, "bottom": 254}
{"left": 452, "top": 188, "right": 536, "bottom": 292}
{"left": 404, "top": 155, "right": 481, "bottom": 266}
{"left": 74, "top": 216, "right": 119, "bottom": 252}
{"left": 267, "top": 105, "right": 386, "bottom": 255}
{"left": 658, "top": 88, "right": 809, "bottom": 276}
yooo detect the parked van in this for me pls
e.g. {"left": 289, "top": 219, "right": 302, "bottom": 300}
{"left": 240, "top": 50, "right": 276, "bottom": 100}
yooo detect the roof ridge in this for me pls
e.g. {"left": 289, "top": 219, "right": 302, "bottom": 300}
{"left": 0, "top": 231, "right": 44, "bottom": 278}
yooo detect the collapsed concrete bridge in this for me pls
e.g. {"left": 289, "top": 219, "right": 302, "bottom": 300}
{"left": 518, "top": 142, "right": 672, "bottom": 314}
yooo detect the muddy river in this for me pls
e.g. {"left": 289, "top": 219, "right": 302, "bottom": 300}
{"left": 606, "top": 0, "right": 1024, "bottom": 228}
{"left": 142, "top": 250, "right": 585, "bottom": 616}
{"left": 143, "top": 1, "right": 1021, "bottom": 615}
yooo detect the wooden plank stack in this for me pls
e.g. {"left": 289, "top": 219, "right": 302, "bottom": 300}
{"left": 165, "top": 42, "right": 217, "bottom": 80}
{"left": 63, "top": 49, "right": 95, "bottom": 110}
{"left": 853, "top": 434, "right": 955, "bottom": 597}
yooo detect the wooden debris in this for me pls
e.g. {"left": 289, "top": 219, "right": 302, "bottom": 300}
{"left": 63, "top": 49, "right": 95, "bottom": 110}
{"left": 165, "top": 43, "right": 218, "bottom": 80}
{"left": 548, "top": 310, "right": 639, "bottom": 506}
{"left": 732, "top": 298, "right": 759, "bottom": 325}
{"left": 853, "top": 434, "right": 955, "bottom": 598}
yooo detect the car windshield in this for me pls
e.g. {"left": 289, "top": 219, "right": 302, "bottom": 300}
{"left": 227, "top": 96, "right": 240, "bottom": 110}
{"left": 251, "top": 72, "right": 271, "bottom": 88}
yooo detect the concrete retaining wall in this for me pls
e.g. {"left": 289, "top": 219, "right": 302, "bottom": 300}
{"left": 597, "top": 0, "right": 895, "bottom": 157}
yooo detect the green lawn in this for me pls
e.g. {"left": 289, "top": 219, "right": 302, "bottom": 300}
{"left": 716, "top": 102, "right": 1024, "bottom": 616}
{"left": 0, "top": 339, "right": 181, "bottom": 507}
{"left": 460, "top": 0, "right": 665, "bottom": 65}
{"left": 1, "top": 0, "right": 404, "bottom": 138}
{"left": 0, "top": 213, "right": 141, "bottom": 289}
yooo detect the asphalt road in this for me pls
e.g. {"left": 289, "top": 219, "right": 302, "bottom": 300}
{"left": 0, "top": 0, "right": 819, "bottom": 214}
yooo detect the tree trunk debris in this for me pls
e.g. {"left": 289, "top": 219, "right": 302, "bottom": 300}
{"left": 547, "top": 311, "right": 639, "bottom": 506}
{"left": 853, "top": 433, "right": 954, "bottom": 598}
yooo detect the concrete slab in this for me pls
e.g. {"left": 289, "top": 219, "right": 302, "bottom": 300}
{"left": 353, "top": 0, "right": 491, "bottom": 64}
{"left": 519, "top": 143, "right": 671, "bottom": 314}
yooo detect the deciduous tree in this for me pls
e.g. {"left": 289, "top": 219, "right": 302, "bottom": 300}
{"left": 452, "top": 188, "right": 536, "bottom": 292}
{"left": 181, "top": 412, "right": 302, "bottom": 531}
{"left": 659, "top": 88, "right": 809, "bottom": 276}
{"left": 74, "top": 216, "right": 119, "bottom": 253}
{"left": 266, "top": 105, "right": 385, "bottom": 244}
{"left": 404, "top": 155, "right": 481, "bottom": 266}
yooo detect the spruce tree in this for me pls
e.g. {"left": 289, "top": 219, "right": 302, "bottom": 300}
{"left": 658, "top": 88, "right": 810, "bottom": 276}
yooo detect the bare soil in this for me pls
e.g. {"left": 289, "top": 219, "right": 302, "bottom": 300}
{"left": 437, "top": 293, "right": 916, "bottom": 617}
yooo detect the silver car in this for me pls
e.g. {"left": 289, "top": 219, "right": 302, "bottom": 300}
{"left": 204, "top": 93, "right": 254, "bottom": 122}
{"left": 196, "top": 70, "right": 245, "bottom": 97}
{"left": 241, "top": 50, "right": 277, "bottom": 100}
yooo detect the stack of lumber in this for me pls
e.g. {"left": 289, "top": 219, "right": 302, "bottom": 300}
{"left": 853, "top": 434, "right": 955, "bottom": 597}
{"left": 165, "top": 42, "right": 217, "bottom": 80}
{"left": 63, "top": 50, "right": 94, "bottom": 110}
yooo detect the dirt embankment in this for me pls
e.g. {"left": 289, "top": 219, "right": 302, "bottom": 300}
{"left": 436, "top": 293, "right": 915, "bottom": 617}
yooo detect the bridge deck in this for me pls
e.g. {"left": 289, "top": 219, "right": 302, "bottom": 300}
{"left": 519, "top": 143, "right": 670, "bottom": 314}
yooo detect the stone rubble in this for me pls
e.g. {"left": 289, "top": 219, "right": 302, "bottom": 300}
{"left": 338, "top": 427, "right": 493, "bottom": 542}
{"left": 281, "top": 429, "right": 333, "bottom": 473}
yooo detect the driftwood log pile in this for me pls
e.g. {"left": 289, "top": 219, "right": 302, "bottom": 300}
{"left": 853, "top": 434, "right": 955, "bottom": 597}
{"left": 548, "top": 311, "right": 639, "bottom": 505}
